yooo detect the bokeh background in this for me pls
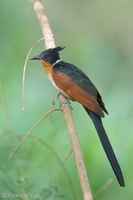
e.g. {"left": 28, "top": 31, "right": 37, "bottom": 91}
{"left": 0, "top": 0, "right": 133, "bottom": 199}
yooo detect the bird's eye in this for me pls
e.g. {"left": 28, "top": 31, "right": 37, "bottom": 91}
{"left": 43, "top": 55, "right": 49, "bottom": 60}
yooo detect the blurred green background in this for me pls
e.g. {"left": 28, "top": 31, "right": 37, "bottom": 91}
{"left": 0, "top": 0, "right": 133, "bottom": 199}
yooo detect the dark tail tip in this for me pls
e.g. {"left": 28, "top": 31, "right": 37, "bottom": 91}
{"left": 83, "top": 106, "right": 125, "bottom": 187}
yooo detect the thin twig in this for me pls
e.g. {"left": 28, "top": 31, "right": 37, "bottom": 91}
{"left": 62, "top": 149, "right": 73, "bottom": 164}
{"left": 0, "top": 108, "right": 61, "bottom": 174}
{"left": 29, "top": 0, "right": 93, "bottom": 199}
{"left": 94, "top": 178, "right": 113, "bottom": 198}
{"left": 22, "top": 37, "right": 45, "bottom": 110}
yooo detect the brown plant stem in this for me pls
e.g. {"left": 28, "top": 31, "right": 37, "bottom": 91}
{"left": 30, "top": 0, "right": 93, "bottom": 199}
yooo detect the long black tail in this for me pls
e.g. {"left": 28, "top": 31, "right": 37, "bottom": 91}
{"left": 83, "top": 106, "right": 125, "bottom": 187}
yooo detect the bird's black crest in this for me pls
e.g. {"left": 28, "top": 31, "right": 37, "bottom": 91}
{"left": 46, "top": 46, "right": 65, "bottom": 55}
{"left": 39, "top": 46, "right": 65, "bottom": 58}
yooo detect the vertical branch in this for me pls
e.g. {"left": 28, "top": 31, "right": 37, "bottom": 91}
{"left": 29, "top": 0, "right": 93, "bottom": 199}
{"left": 59, "top": 94, "right": 93, "bottom": 200}
{"left": 30, "top": 0, "right": 55, "bottom": 49}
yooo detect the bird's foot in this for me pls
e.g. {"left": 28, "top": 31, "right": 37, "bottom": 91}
{"left": 57, "top": 92, "right": 73, "bottom": 110}
{"left": 60, "top": 99, "right": 73, "bottom": 110}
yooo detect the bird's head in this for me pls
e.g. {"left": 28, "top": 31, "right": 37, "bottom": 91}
{"left": 31, "top": 46, "right": 65, "bottom": 64}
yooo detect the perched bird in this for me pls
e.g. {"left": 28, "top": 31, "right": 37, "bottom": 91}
{"left": 31, "top": 46, "right": 125, "bottom": 187}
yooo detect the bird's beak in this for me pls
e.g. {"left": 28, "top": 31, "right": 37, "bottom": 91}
{"left": 30, "top": 55, "right": 40, "bottom": 60}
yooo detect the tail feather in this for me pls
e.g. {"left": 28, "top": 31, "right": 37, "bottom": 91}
{"left": 83, "top": 106, "right": 125, "bottom": 187}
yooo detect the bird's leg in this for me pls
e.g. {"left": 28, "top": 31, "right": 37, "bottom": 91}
{"left": 57, "top": 92, "right": 63, "bottom": 99}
